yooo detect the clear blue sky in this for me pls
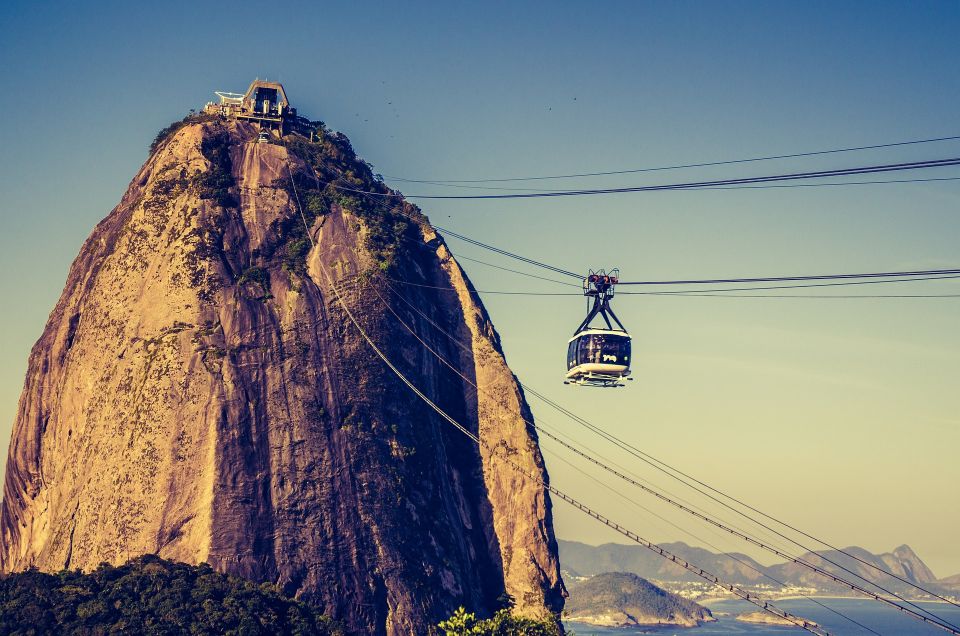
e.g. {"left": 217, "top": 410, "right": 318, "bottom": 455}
{"left": 1, "top": 1, "right": 959, "bottom": 576}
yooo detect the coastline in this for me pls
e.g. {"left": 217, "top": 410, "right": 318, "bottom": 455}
{"left": 564, "top": 597, "right": 960, "bottom": 635}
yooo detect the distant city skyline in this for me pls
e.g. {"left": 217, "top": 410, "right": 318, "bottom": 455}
{"left": 1, "top": 1, "right": 958, "bottom": 576}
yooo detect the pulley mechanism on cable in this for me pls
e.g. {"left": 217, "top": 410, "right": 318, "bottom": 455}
{"left": 565, "top": 269, "right": 633, "bottom": 387}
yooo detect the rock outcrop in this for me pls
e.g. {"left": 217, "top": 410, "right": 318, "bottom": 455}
{"left": 770, "top": 544, "right": 941, "bottom": 594}
{"left": 563, "top": 572, "right": 712, "bottom": 628}
{"left": 0, "top": 116, "right": 565, "bottom": 634}
{"left": 880, "top": 545, "right": 939, "bottom": 586}
{"left": 736, "top": 611, "right": 819, "bottom": 627}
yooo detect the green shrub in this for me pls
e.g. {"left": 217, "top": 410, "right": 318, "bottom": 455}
{"left": 306, "top": 192, "right": 327, "bottom": 216}
{"left": 195, "top": 132, "right": 238, "bottom": 209}
{"left": 281, "top": 131, "right": 423, "bottom": 278}
{"left": 283, "top": 238, "right": 313, "bottom": 275}
{"left": 237, "top": 266, "right": 270, "bottom": 290}
{"left": 438, "top": 607, "right": 561, "bottom": 636}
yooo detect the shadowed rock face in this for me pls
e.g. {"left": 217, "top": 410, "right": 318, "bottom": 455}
{"left": 0, "top": 119, "right": 565, "bottom": 634}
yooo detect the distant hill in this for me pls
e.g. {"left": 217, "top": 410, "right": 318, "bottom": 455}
{"left": 940, "top": 574, "right": 960, "bottom": 592}
{"left": 564, "top": 572, "right": 713, "bottom": 627}
{"left": 737, "top": 610, "right": 819, "bottom": 627}
{"left": 559, "top": 540, "right": 952, "bottom": 598}
{"left": 0, "top": 555, "right": 343, "bottom": 635}
{"left": 768, "top": 543, "right": 941, "bottom": 592}
{"left": 559, "top": 540, "right": 768, "bottom": 583}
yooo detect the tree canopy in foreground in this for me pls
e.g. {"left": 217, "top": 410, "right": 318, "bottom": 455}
{"left": 0, "top": 555, "right": 343, "bottom": 635}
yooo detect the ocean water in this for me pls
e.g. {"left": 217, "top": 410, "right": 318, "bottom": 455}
{"left": 564, "top": 598, "right": 960, "bottom": 635}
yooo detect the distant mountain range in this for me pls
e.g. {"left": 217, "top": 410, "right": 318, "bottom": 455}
{"left": 559, "top": 540, "right": 959, "bottom": 599}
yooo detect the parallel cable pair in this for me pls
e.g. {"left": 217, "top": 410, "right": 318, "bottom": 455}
{"left": 339, "top": 156, "right": 960, "bottom": 200}
{"left": 373, "top": 279, "right": 885, "bottom": 635}
{"left": 387, "top": 234, "right": 960, "bottom": 297}
{"left": 285, "top": 154, "right": 960, "bottom": 635}
{"left": 434, "top": 226, "right": 960, "bottom": 288}
{"left": 374, "top": 274, "right": 960, "bottom": 634}
{"left": 384, "top": 133, "right": 960, "bottom": 184}
{"left": 378, "top": 247, "right": 960, "bottom": 616}
{"left": 322, "top": 262, "right": 835, "bottom": 635}
{"left": 285, "top": 158, "right": 833, "bottom": 635}
{"left": 383, "top": 272, "right": 960, "bottom": 297}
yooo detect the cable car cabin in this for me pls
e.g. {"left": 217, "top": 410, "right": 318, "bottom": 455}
{"left": 565, "top": 268, "right": 632, "bottom": 387}
{"left": 566, "top": 329, "right": 632, "bottom": 387}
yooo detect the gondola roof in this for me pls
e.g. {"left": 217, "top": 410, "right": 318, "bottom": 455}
{"left": 567, "top": 328, "right": 632, "bottom": 344}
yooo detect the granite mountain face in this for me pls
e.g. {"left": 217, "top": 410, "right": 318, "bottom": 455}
{"left": 0, "top": 117, "right": 565, "bottom": 634}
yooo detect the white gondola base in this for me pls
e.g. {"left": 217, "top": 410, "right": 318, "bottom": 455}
{"left": 565, "top": 363, "right": 631, "bottom": 387}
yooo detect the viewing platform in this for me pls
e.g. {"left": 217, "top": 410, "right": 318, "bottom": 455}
{"left": 204, "top": 79, "right": 308, "bottom": 136}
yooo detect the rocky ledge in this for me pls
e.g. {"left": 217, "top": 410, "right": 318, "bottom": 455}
{"left": 736, "top": 610, "right": 820, "bottom": 627}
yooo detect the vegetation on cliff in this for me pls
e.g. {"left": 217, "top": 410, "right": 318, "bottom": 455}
{"left": 195, "top": 131, "right": 238, "bottom": 209}
{"left": 0, "top": 555, "right": 343, "bottom": 635}
{"left": 280, "top": 122, "right": 425, "bottom": 276}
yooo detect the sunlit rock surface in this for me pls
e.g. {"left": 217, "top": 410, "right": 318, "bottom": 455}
{"left": 0, "top": 119, "right": 565, "bottom": 634}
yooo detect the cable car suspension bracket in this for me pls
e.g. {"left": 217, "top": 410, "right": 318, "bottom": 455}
{"left": 575, "top": 269, "right": 626, "bottom": 334}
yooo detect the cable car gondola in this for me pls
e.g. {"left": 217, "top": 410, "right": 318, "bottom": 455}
{"left": 565, "top": 269, "right": 632, "bottom": 387}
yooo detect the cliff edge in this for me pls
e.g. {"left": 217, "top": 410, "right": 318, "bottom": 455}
{"left": 0, "top": 116, "right": 565, "bottom": 634}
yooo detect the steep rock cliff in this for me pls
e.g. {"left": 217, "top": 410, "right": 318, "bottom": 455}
{"left": 0, "top": 117, "right": 565, "bottom": 634}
